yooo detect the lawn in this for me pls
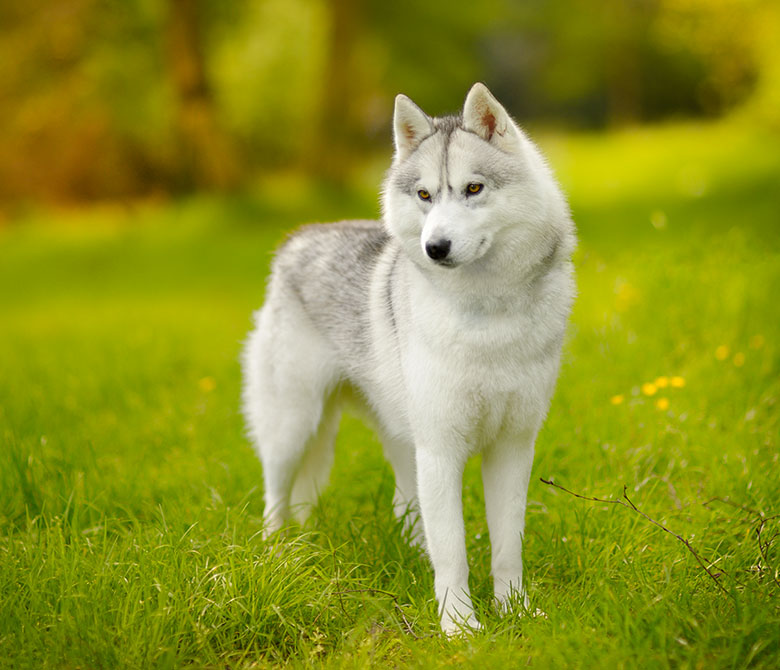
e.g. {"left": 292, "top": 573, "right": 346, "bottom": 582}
{"left": 1, "top": 120, "right": 779, "bottom": 668}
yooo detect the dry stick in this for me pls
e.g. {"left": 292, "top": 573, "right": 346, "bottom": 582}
{"left": 710, "top": 501, "right": 780, "bottom": 587}
{"left": 332, "top": 588, "right": 423, "bottom": 639}
{"left": 755, "top": 517, "right": 780, "bottom": 588}
{"left": 539, "top": 478, "right": 731, "bottom": 596}
{"left": 702, "top": 496, "right": 762, "bottom": 517}
{"left": 703, "top": 496, "right": 780, "bottom": 588}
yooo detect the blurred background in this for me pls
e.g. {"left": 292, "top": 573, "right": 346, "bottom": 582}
{"left": 2, "top": 0, "right": 779, "bottom": 207}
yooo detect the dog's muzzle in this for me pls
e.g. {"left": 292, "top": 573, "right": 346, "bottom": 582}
{"left": 425, "top": 239, "right": 451, "bottom": 262}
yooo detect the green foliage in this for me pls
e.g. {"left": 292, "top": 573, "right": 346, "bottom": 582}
{"left": 1, "top": 120, "right": 779, "bottom": 667}
{"left": 1, "top": 0, "right": 778, "bottom": 201}
{"left": 209, "top": 0, "right": 329, "bottom": 161}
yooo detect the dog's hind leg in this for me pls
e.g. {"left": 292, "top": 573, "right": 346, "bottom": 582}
{"left": 288, "top": 393, "right": 341, "bottom": 523}
{"left": 242, "top": 302, "right": 339, "bottom": 537}
{"left": 251, "top": 396, "right": 333, "bottom": 536}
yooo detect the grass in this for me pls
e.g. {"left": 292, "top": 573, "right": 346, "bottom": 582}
{"left": 1, "top": 118, "right": 779, "bottom": 668}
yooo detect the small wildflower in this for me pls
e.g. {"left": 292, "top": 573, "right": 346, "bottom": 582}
{"left": 655, "top": 376, "right": 669, "bottom": 388}
{"left": 199, "top": 376, "right": 216, "bottom": 392}
{"left": 650, "top": 210, "right": 668, "bottom": 230}
{"left": 610, "top": 394, "right": 625, "bottom": 405}
{"left": 670, "top": 376, "right": 685, "bottom": 388}
{"left": 614, "top": 280, "right": 640, "bottom": 312}
{"left": 642, "top": 382, "right": 658, "bottom": 396}
{"left": 749, "top": 335, "right": 765, "bottom": 350}
{"left": 655, "top": 397, "right": 669, "bottom": 410}
{"left": 715, "top": 345, "right": 730, "bottom": 361}
{"left": 733, "top": 352, "right": 745, "bottom": 367}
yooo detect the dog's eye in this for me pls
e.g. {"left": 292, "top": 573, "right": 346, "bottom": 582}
{"left": 417, "top": 189, "right": 431, "bottom": 201}
{"left": 466, "top": 183, "right": 484, "bottom": 196}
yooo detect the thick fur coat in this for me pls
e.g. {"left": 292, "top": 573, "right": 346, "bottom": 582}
{"left": 242, "top": 83, "right": 576, "bottom": 634}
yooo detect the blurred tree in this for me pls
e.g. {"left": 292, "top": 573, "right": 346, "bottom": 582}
{"left": 653, "top": 0, "right": 760, "bottom": 115}
{"left": 602, "top": 0, "right": 647, "bottom": 125}
{"left": 299, "top": 0, "right": 503, "bottom": 180}
{"left": 747, "top": 1, "right": 780, "bottom": 127}
{"left": 166, "top": 0, "right": 240, "bottom": 189}
{"left": 307, "top": 0, "right": 362, "bottom": 178}
{"left": 366, "top": 0, "right": 496, "bottom": 113}
{"left": 0, "top": 0, "right": 776, "bottom": 204}
{"left": 207, "top": 0, "right": 328, "bottom": 166}
{"left": 0, "top": 0, "right": 154, "bottom": 202}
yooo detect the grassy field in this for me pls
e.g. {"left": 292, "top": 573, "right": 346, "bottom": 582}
{"left": 1, "top": 120, "right": 779, "bottom": 668}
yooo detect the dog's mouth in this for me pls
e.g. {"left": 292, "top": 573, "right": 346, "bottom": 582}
{"left": 431, "top": 238, "right": 488, "bottom": 269}
{"left": 433, "top": 258, "right": 457, "bottom": 268}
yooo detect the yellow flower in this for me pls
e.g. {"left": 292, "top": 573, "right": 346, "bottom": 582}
{"left": 733, "top": 352, "right": 745, "bottom": 367}
{"left": 749, "top": 335, "right": 765, "bottom": 350}
{"left": 642, "top": 382, "right": 658, "bottom": 396}
{"left": 654, "top": 376, "right": 669, "bottom": 388}
{"left": 650, "top": 210, "right": 668, "bottom": 230}
{"left": 655, "top": 397, "right": 669, "bottom": 410}
{"left": 610, "top": 394, "right": 625, "bottom": 405}
{"left": 614, "top": 280, "right": 640, "bottom": 312}
{"left": 199, "top": 376, "right": 216, "bottom": 392}
{"left": 670, "top": 376, "right": 685, "bottom": 388}
{"left": 715, "top": 345, "right": 730, "bottom": 361}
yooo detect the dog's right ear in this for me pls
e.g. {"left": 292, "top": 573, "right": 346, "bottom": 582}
{"left": 393, "top": 94, "right": 433, "bottom": 161}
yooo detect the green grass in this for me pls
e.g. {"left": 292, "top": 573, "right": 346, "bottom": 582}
{"left": 1, "top": 119, "right": 779, "bottom": 668}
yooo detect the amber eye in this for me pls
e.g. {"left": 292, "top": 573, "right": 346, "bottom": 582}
{"left": 417, "top": 189, "right": 431, "bottom": 201}
{"left": 466, "top": 183, "right": 484, "bottom": 195}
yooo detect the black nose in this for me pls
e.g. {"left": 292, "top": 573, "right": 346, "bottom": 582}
{"left": 425, "top": 239, "right": 451, "bottom": 261}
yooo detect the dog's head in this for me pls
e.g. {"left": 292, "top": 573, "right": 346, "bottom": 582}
{"left": 382, "top": 83, "right": 570, "bottom": 273}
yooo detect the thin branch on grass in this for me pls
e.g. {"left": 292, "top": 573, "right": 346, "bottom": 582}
{"left": 755, "top": 516, "right": 780, "bottom": 588}
{"left": 703, "top": 496, "right": 780, "bottom": 588}
{"left": 329, "top": 547, "right": 354, "bottom": 626}
{"left": 702, "top": 496, "right": 762, "bottom": 517}
{"left": 331, "top": 587, "right": 424, "bottom": 639}
{"left": 539, "top": 477, "right": 730, "bottom": 596}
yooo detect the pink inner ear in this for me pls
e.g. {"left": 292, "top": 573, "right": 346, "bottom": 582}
{"left": 403, "top": 123, "right": 417, "bottom": 144}
{"left": 481, "top": 109, "right": 497, "bottom": 140}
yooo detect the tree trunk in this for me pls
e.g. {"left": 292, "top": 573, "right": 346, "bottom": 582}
{"left": 604, "top": 2, "right": 642, "bottom": 127}
{"left": 166, "top": 0, "right": 239, "bottom": 189}
{"left": 307, "top": 0, "right": 362, "bottom": 180}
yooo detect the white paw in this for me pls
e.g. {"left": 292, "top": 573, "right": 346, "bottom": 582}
{"left": 495, "top": 587, "right": 530, "bottom": 613}
{"left": 261, "top": 515, "right": 285, "bottom": 540}
{"left": 441, "top": 612, "right": 482, "bottom": 637}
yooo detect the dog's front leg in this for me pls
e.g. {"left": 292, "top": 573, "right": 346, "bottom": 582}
{"left": 481, "top": 431, "right": 535, "bottom": 610}
{"left": 415, "top": 446, "right": 479, "bottom": 635}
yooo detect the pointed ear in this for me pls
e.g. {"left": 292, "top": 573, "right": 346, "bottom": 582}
{"left": 462, "top": 82, "right": 521, "bottom": 152}
{"left": 393, "top": 94, "right": 433, "bottom": 161}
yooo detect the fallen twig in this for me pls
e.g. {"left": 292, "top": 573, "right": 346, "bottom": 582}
{"left": 702, "top": 496, "right": 762, "bottom": 517}
{"left": 704, "top": 496, "right": 780, "bottom": 588}
{"left": 332, "top": 587, "right": 424, "bottom": 639}
{"left": 540, "top": 477, "right": 730, "bottom": 596}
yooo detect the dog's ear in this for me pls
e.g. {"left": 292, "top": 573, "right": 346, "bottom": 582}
{"left": 393, "top": 94, "right": 434, "bottom": 161}
{"left": 463, "top": 83, "right": 522, "bottom": 153}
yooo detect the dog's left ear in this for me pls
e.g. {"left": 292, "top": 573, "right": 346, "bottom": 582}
{"left": 463, "top": 83, "right": 522, "bottom": 153}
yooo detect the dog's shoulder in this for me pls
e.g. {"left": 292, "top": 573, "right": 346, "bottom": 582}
{"left": 268, "top": 220, "right": 390, "bottom": 357}
{"left": 280, "top": 219, "right": 386, "bottom": 253}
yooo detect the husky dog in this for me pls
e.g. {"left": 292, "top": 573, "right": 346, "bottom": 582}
{"left": 242, "top": 83, "right": 575, "bottom": 634}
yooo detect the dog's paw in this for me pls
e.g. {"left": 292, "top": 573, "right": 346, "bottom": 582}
{"left": 441, "top": 612, "right": 482, "bottom": 637}
{"left": 261, "top": 515, "right": 286, "bottom": 541}
{"left": 494, "top": 587, "right": 530, "bottom": 614}
{"left": 495, "top": 593, "right": 548, "bottom": 620}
